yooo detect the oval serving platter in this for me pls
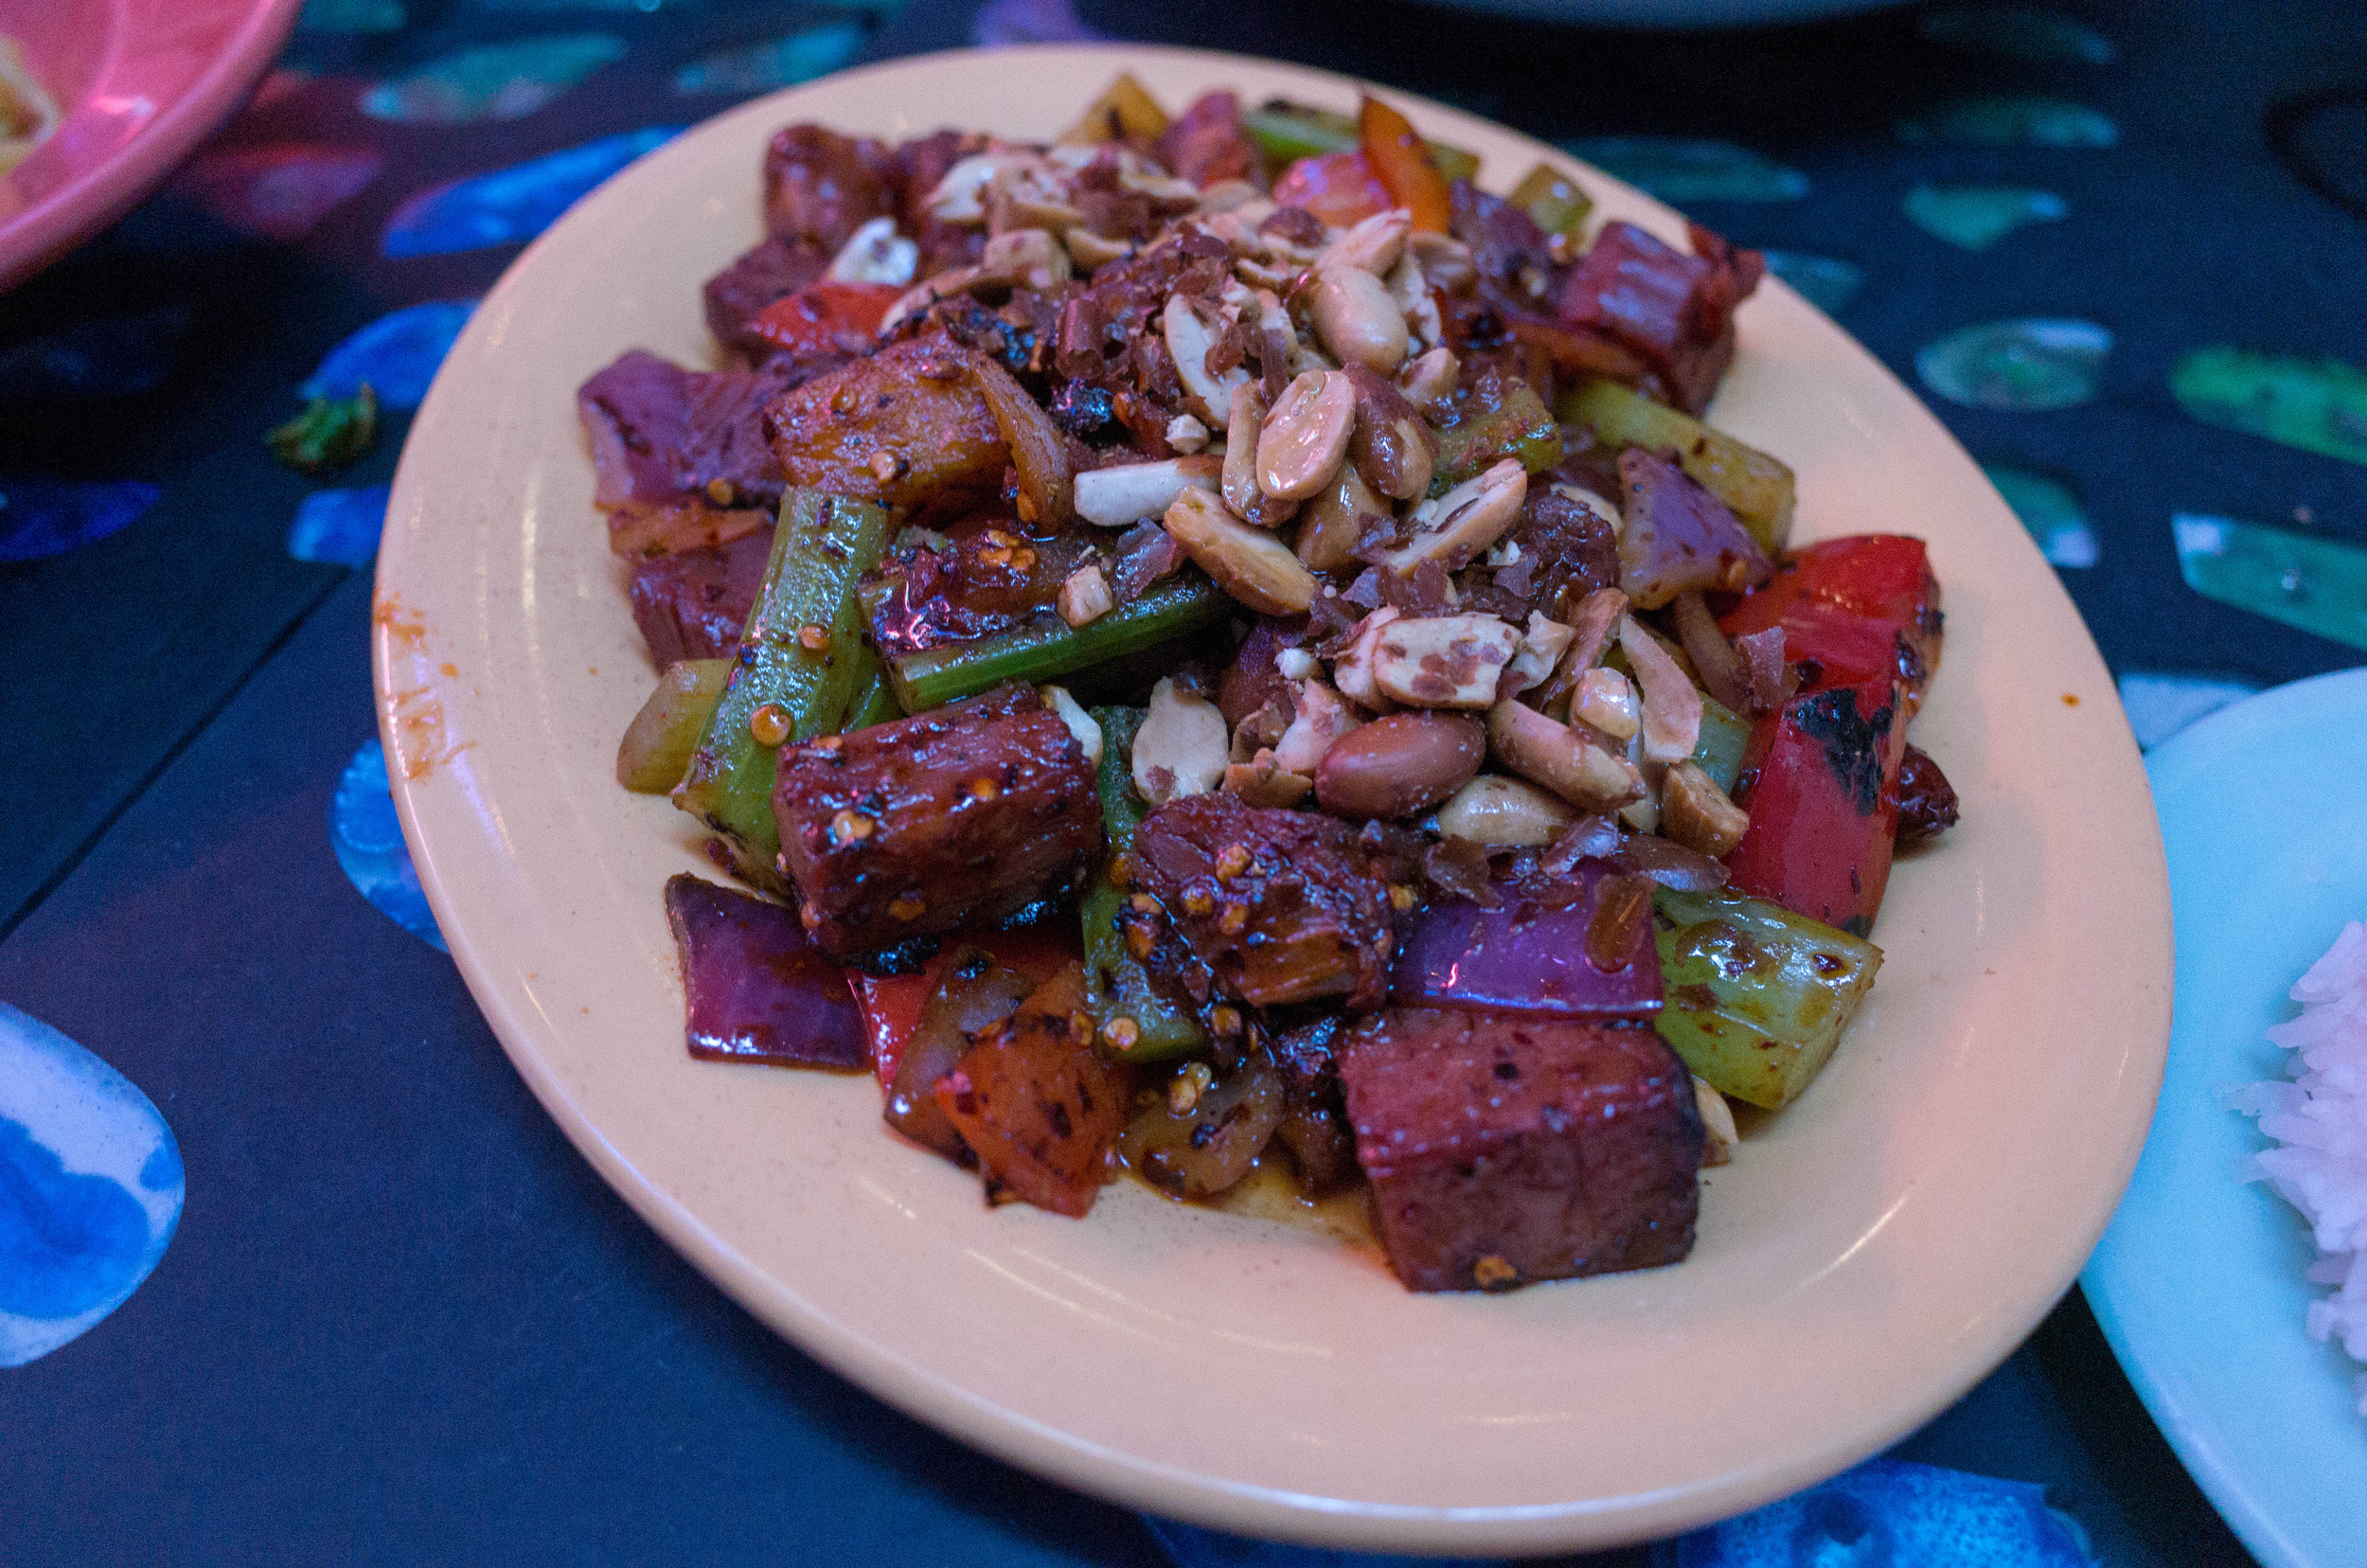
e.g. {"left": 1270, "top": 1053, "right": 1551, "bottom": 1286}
{"left": 374, "top": 44, "right": 2171, "bottom": 1555}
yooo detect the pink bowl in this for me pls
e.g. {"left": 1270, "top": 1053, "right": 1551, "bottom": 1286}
{"left": 1, "top": 0, "right": 304, "bottom": 292}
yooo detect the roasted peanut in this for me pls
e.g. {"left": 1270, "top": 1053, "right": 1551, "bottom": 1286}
{"left": 827, "top": 217, "right": 918, "bottom": 286}
{"left": 1573, "top": 666, "right": 1641, "bottom": 738}
{"left": 1272, "top": 676, "right": 1361, "bottom": 775}
{"left": 1163, "top": 294, "right": 1253, "bottom": 426}
{"left": 1058, "top": 564, "right": 1113, "bottom": 627}
{"left": 1308, "top": 266, "right": 1409, "bottom": 374}
{"left": 1314, "top": 713, "right": 1486, "bottom": 819}
{"left": 978, "top": 226, "right": 1072, "bottom": 290}
{"left": 1331, "top": 607, "right": 1400, "bottom": 710}
{"left": 1406, "top": 231, "right": 1477, "bottom": 294}
{"left": 1221, "top": 383, "right": 1297, "bottom": 527}
{"left": 1383, "top": 457, "right": 1525, "bottom": 572}
{"left": 1315, "top": 207, "right": 1411, "bottom": 276}
{"left": 1345, "top": 365, "right": 1435, "bottom": 501}
{"left": 1255, "top": 370, "right": 1356, "bottom": 501}
{"left": 1062, "top": 229, "right": 1132, "bottom": 271}
{"left": 1133, "top": 676, "right": 1228, "bottom": 806}
{"left": 1433, "top": 774, "right": 1575, "bottom": 846}
{"left": 1661, "top": 760, "right": 1751, "bottom": 859}
{"left": 1372, "top": 614, "right": 1522, "bottom": 708}
{"left": 1073, "top": 455, "right": 1221, "bottom": 528}
{"left": 1041, "top": 686, "right": 1103, "bottom": 768}
{"left": 1222, "top": 751, "right": 1313, "bottom": 809}
{"left": 1486, "top": 699, "right": 1646, "bottom": 811}
{"left": 1619, "top": 615, "right": 1704, "bottom": 764}
{"left": 1293, "top": 460, "right": 1386, "bottom": 572}
{"left": 1397, "top": 345, "right": 1461, "bottom": 410}
{"left": 1500, "top": 612, "right": 1575, "bottom": 696}
{"left": 1163, "top": 488, "right": 1319, "bottom": 615}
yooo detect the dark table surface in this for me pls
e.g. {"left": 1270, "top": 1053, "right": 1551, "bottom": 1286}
{"left": 3, "top": 0, "right": 2362, "bottom": 1561}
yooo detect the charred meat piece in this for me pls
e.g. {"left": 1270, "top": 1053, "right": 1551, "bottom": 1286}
{"left": 1125, "top": 794, "right": 1398, "bottom": 1012}
{"left": 764, "top": 338, "right": 1009, "bottom": 523}
{"left": 703, "top": 236, "right": 831, "bottom": 361}
{"left": 1893, "top": 743, "right": 1959, "bottom": 844}
{"left": 1340, "top": 1008, "right": 1703, "bottom": 1292}
{"left": 579, "top": 349, "right": 789, "bottom": 527}
{"left": 629, "top": 526, "right": 773, "bottom": 666}
{"left": 1556, "top": 220, "right": 1763, "bottom": 416}
{"left": 664, "top": 873, "right": 867, "bottom": 1067}
{"left": 866, "top": 523, "right": 1098, "bottom": 655}
{"left": 1269, "top": 1014, "right": 1358, "bottom": 1192}
{"left": 1155, "top": 91, "right": 1261, "bottom": 189}
{"left": 935, "top": 964, "right": 1130, "bottom": 1217}
{"left": 763, "top": 124, "right": 895, "bottom": 251}
{"left": 774, "top": 685, "right": 1102, "bottom": 960}
{"left": 1497, "top": 485, "right": 1618, "bottom": 623}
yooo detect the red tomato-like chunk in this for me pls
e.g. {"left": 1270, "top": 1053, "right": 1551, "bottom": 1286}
{"left": 744, "top": 280, "right": 903, "bottom": 359}
{"left": 1724, "top": 676, "right": 1908, "bottom": 937}
{"left": 1272, "top": 151, "right": 1394, "bottom": 228}
{"left": 1718, "top": 535, "right": 1940, "bottom": 714}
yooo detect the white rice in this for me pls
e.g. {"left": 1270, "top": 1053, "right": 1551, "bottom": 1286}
{"left": 2226, "top": 920, "right": 2367, "bottom": 1415}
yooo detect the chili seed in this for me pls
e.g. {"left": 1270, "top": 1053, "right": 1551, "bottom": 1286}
{"left": 829, "top": 810, "right": 874, "bottom": 845}
{"left": 1101, "top": 1016, "right": 1141, "bottom": 1051}
{"left": 888, "top": 892, "right": 926, "bottom": 921}
{"left": 749, "top": 704, "right": 792, "bottom": 746}
{"left": 797, "top": 624, "right": 832, "bottom": 653}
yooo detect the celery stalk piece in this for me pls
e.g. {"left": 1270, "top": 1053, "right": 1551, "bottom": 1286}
{"left": 839, "top": 647, "right": 903, "bottom": 732}
{"left": 1557, "top": 378, "right": 1797, "bottom": 552}
{"left": 1690, "top": 694, "right": 1752, "bottom": 795}
{"left": 617, "top": 659, "right": 731, "bottom": 793}
{"left": 673, "top": 490, "right": 894, "bottom": 887}
{"left": 1240, "top": 104, "right": 1480, "bottom": 183}
{"left": 1431, "top": 379, "right": 1564, "bottom": 495}
{"left": 1081, "top": 705, "right": 1206, "bottom": 1063}
{"left": 884, "top": 577, "right": 1232, "bottom": 713}
{"left": 1506, "top": 161, "right": 1593, "bottom": 238}
{"left": 1652, "top": 886, "right": 1881, "bottom": 1110}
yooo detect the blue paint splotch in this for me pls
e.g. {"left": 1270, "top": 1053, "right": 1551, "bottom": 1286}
{"left": 674, "top": 23, "right": 869, "bottom": 96}
{"left": 362, "top": 34, "right": 628, "bottom": 126}
{"left": 332, "top": 739, "right": 448, "bottom": 951}
{"left": 0, "top": 308, "right": 189, "bottom": 401}
{"left": 1660, "top": 1457, "right": 2096, "bottom": 1566}
{"left": 300, "top": 301, "right": 475, "bottom": 410}
{"left": 289, "top": 486, "right": 390, "bottom": 565}
{"left": 1760, "top": 252, "right": 1864, "bottom": 316}
{"left": 0, "top": 1003, "right": 185, "bottom": 1366}
{"left": 0, "top": 478, "right": 163, "bottom": 562}
{"left": 381, "top": 127, "right": 682, "bottom": 258}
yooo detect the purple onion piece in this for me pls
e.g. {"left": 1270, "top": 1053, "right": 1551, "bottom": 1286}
{"left": 664, "top": 873, "right": 868, "bottom": 1067}
{"left": 1391, "top": 858, "right": 1662, "bottom": 1020}
{"left": 1614, "top": 832, "right": 1732, "bottom": 891}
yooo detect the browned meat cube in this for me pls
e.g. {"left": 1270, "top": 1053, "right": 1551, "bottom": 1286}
{"left": 1339, "top": 1008, "right": 1703, "bottom": 1292}
{"left": 764, "top": 339, "right": 1008, "bottom": 523}
{"left": 1126, "top": 795, "right": 1397, "bottom": 1012}
{"left": 763, "top": 124, "right": 895, "bottom": 251}
{"left": 773, "top": 686, "right": 1102, "bottom": 960}
{"left": 628, "top": 526, "right": 772, "bottom": 667}
{"left": 704, "top": 236, "right": 830, "bottom": 360}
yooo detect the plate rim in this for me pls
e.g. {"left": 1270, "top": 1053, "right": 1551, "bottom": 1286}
{"left": 2083, "top": 664, "right": 2367, "bottom": 1568}
{"left": 374, "top": 41, "right": 2174, "bottom": 1553}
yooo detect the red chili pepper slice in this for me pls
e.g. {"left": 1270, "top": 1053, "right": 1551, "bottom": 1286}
{"left": 1724, "top": 675, "right": 1909, "bottom": 937}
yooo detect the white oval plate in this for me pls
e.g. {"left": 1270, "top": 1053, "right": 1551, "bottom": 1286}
{"left": 2084, "top": 668, "right": 2367, "bottom": 1568}
{"left": 373, "top": 44, "right": 2171, "bottom": 1555}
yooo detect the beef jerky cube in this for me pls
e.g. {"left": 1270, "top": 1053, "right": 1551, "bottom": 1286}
{"left": 1340, "top": 1007, "right": 1703, "bottom": 1292}
{"left": 1126, "top": 794, "right": 1398, "bottom": 1013}
{"left": 764, "top": 338, "right": 1009, "bottom": 525}
{"left": 703, "top": 236, "right": 829, "bottom": 361}
{"left": 629, "top": 526, "right": 774, "bottom": 667}
{"left": 774, "top": 686, "right": 1102, "bottom": 960}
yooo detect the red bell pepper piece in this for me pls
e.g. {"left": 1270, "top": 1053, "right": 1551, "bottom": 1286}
{"left": 1357, "top": 96, "right": 1451, "bottom": 233}
{"left": 1717, "top": 535, "right": 1941, "bottom": 714}
{"left": 744, "top": 280, "right": 903, "bottom": 359}
{"left": 1724, "top": 675, "right": 1908, "bottom": 937}
{"left": 855, "top": 922, "right": 1080, "bottom": 1094}
{"left": 1272, "top": 151, "right": 1394, "bottom": 228}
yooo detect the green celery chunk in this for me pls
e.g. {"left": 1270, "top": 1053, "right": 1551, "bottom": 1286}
{"left": 673, "top": 490, "right": 893, "bottom": 887}
{"left": 1081, "top": 706, "right": 1205, "bottom": 1063}
{"left": 1653, "top": 886, "right": 1881, "bottom": 1110}
{"left": 1557, "top": 378, "right": 1797, "bottom": 552}
{"left": 616, "top": 659, "right": 731, "bottom": 793}
{"left": 1431, "top": 378, "right": 1563, "bottom": 495}
{"left": 1240, "top": 103, "right": 1480, "bottom": 183}
{"left": 839, "top": 647, "right": 903, "bottom": 731}
{"left": 1690, "top": 695, "right": 1752, "bottom": 795}
{"left": 885, "top": 577, "right": 1231, "bottom": 713}
{"left": 1506, "top": 161, "right": 1593, "bottom": 237}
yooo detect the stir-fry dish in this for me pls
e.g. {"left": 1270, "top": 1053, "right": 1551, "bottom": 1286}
{"left": 581, "top": 76, "right": 1960, "bottom": 1294}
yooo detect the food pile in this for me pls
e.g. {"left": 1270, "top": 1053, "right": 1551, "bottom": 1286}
{"left": 580, "top": 76, "right": 1960, "bottom": 1293}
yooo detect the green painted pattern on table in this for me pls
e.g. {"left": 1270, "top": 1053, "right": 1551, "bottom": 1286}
{"left": 1918, "top": 7, "right": 2116, "bottom": 64}
{"left": 1904, "top": 185, "right": 2068, "bottom": 250}
{"left": 2170, "top": 348, "right": 2367, "bottom": 468}
{"left": 1896, "top": 98, "right": 2119, "bottom": 148}
{"left": 674, "top": 23, "right": 870, "bottom": 95}
{"left": 2174, "top": 514, "right": 2367, "bottom": 652}
{"left": 1558, "top": 137, "right": 1807, "bottom": 203}
{"left": 1982, "top": 462, "right": 2096, "bottom": 566}
{"left": 1760, "top": 252, "right": 1863, "bottom": 315}
{"left": 362, "top": 35, "right": 627, "bottom": 125}
{"left": 1916, "top": 318, "right": 2111, "bottom": 411}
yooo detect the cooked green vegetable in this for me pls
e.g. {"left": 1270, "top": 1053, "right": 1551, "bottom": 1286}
{"left": 1506, "top": 161, "right": 1592, "bottom": 238}
{"left": 884, "top": 577, "right": 1231, "bottom": 713}
{"left": 268, "top": 384, "right": 377, "bottom": 472}
{"left": 1652, "top": 886, "right": 1882, "bottom": 1110}
{"left": 1240, "top": 102, "right": 1481, "bottom": 183}
{"left": 1082, "top": 705, "right": 1205, "bottom": 1064}
{"left": 1557, "top": 378, "right": 1796, "bottom": 552}
{"left": 839, "top": 649, "right": 902, "bottom": 731}
{"left": 673, "top": 490, "right": 893, "bottom": 887}
{"left": 1432, "top": 377, "right": 1563, "bottom": 494}
{"left": 1690, "top": 694, "right": 1752, "bottom": 795}
{"left": 617, "top": 659, "right": 731, "bottom": 793}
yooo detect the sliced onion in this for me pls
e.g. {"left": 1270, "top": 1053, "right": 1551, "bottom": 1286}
{"left": 969, "top": 352, "right": 1075, "bottom": 529}
{"left": 1672, "top": 590, "right": 1751, "bottom": 715}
